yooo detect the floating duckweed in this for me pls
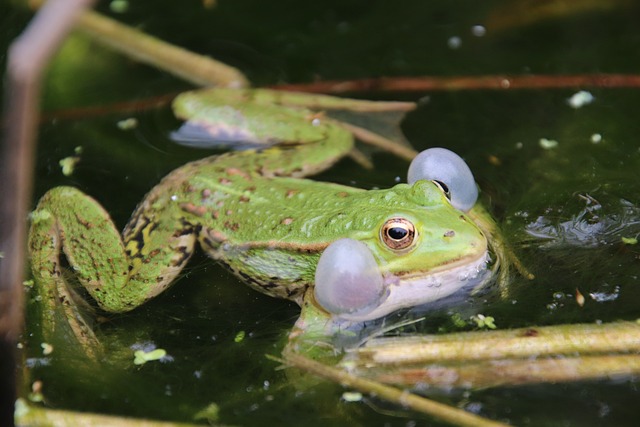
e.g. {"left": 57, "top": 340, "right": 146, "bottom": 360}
{"left": 59, "top": 155, "right": 80, "bottom": 176}
{"left": 40, "top": 343, "right": 53, "bottom": 356}
{"left": 116, "top": 117, "right": 138, "bottom": 130}
{"left": 471, "top": 314, "right": 496, "bottom": 329}
{"left": 234, "top": 330, "right": 246, "bottom": 343}
{"left": 447, "top": 36, "right": 462, "bottom": 49}
{"left": 621, "top": 236, "right": 638, "bottom": 245}
{"left": 341, "top": 391, "right": 363, "bottom": 402}
{"left": 194, "top": 402, "right": 220, "bottom": 422}
{"left": 450, "top": 312, "right": 467, "bottom": 328}
{"left": 471, "top": 25, "right": 486, "bottom": 37}
{"left": 133, "top": 348, "right": 167, "bottom": 365}
{"left": 539, "top": 138, "right": 558, "bottom": 150}
{"left": 567, "top": 90, "right": 595, "bottom": 109}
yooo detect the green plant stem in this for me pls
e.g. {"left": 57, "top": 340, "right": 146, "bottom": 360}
{"left": 339, "top": 121, "right": 418, "bottom": 161}
{"left": 281, "top": 353, "right": 510, "bottom": 427}
{"left": 74, "top": 10, "right": 249, "bottom": 88}
{"left": 15, "top": 401, "right": 205, "bottom": 427}
{"left": 349, "top": 321, "right": 640, "bottom": 365}
{"left": 367, "top": 353, "right": 640, "bottom": 389}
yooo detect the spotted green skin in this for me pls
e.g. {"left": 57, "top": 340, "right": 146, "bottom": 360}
{"left": 28, "top": 88, "right": 488, "bottom": 350}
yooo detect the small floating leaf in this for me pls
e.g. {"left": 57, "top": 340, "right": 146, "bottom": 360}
{"left": 40, "top": 343, "right": 53, "bottom": 356}
{"left": 471, "top": 314, "right": 496, "bottom": 329}
{"left": 28, "top": 381, "right": 44, "bottom": 403}
{"left": 450, "top": 312, "right": 467, "bottom": 328}
{"left": 133, "top": 348, "right": 167, "bottom": 365}
{"left": 234, "top": 330, "right": 245, "bottom": 343}
{"left": 539, "top": 138, "right": 558, "bottom": 150}
{"left": 116, "top": 117, "right": 138, "bottom": 130}
{"left": 567, "top": 90, "right": 595, "bottom": 109}
{"left": 621, "top": 236, "right": 638, "bottom": 245}
{"left": 59, "top": 156, "right": 80, "bottom": 176}
{"left": 194, "top": 402, "right": 220, "bottom": 422}
{"left": 576, "top": 288, "right": 585, "bottom": 307}
{"left": 341, "top": 391, "right": 363, "bottom": 402}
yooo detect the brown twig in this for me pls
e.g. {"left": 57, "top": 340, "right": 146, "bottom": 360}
{"left": 270, "top": 74, "right": 640, "bottom": 94}
{"left": 37, "top": 73, "right": 640, "bottom": 124}
{"left": 0, "top": 1, "right": 96, "bottom": 425}
{"left": 39, "top": 92, "right": 178, "bottom": 123}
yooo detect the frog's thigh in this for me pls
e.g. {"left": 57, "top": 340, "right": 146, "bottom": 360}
{"left": 122, "top": 212, "right": 197, "bottom": 306}
{"left": 29, "top": 186, "right": 133, "bottom": 312}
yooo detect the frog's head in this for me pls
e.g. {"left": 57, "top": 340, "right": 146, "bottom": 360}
{"left": 314, "top": 148, "right": 490, "bottom": 321}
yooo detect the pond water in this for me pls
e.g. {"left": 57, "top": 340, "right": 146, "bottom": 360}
{"left": 4, "top": 0, "right": 640, "bottom": 426}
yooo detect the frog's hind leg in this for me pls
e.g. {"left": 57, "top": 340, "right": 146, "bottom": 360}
{"left": 28, "top": 186, "right": 196, "bottom": 358}
{"left": 28, "top": 187, "right": 130, "bottom": 356}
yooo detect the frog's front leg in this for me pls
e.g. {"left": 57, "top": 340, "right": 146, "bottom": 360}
{"left": 28, "top": 186, "right": 196, "bottom": 356}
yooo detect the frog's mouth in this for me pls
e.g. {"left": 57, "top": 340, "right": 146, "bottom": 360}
{"left": 339, "top": 250, "right": 490, "bottom": 322}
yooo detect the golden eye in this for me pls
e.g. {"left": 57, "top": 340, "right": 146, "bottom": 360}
{"left": 380, "top": 218, "right": 416, "bottom": 251}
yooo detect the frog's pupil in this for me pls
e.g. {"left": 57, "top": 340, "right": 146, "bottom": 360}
{"left": 434, "top": 180, "right": 450, "bottom": 197}
{"left": 388, "top": 227, "right": 408, "bottom": 240}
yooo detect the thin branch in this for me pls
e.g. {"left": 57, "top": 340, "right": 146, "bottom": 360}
{"left": 74, "top": 11, "right": 249, "bottom": 88}
{"left": 369, "top": 353, "right": 640, "bottom": 389}
{"left": 0, "top": 1, "right": 96, "bottom": 425}
{"left": 348, "top": 321, "right": 640, "bottom": 365}
{"left": 37, "top": 72, "right": 640, "bottom": 124}
{"left": 28, "top": 0, "right": 249, "bottom": 88}
{"left": 271, "top": 74, "right": 640, "bottom": 94}
{"left": 15, "top": 401, "right": 207, "bottom": 426}
{"left": 339, "top": 121, "right": 418, "bottom": 161}
{"left": 280, "top": 353, "right": 511, "bottom": 427}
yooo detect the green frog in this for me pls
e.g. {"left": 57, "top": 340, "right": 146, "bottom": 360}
{"left": 28, "top": 88, "right": 512, "bottom": 357}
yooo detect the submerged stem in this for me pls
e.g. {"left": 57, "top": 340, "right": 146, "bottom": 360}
{"left": 370, "top": 353, "right": 640, "bottom": 388}
{"left": 281, "top": 353, "right": 510, "bottom": 427}
{"left": 75, "top": 11, "right": 249, "bottom": 88}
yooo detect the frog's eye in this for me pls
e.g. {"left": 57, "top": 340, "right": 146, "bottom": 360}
{"left": 381, "top": 218, "right": 416, "bottom": 251}
{"left": 407, "top": 147, "right": 478, "bottom": 212}
{"left": 431, "top": 180, "right": 450, "bottom": 200}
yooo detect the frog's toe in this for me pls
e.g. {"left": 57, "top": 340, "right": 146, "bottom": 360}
{"left": 314, "top": 238, "right": 387, "bottom": 317}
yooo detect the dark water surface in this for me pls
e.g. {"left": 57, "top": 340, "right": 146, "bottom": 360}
{"left": 3, "top": 1, "right": 640, "bottom": 426}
